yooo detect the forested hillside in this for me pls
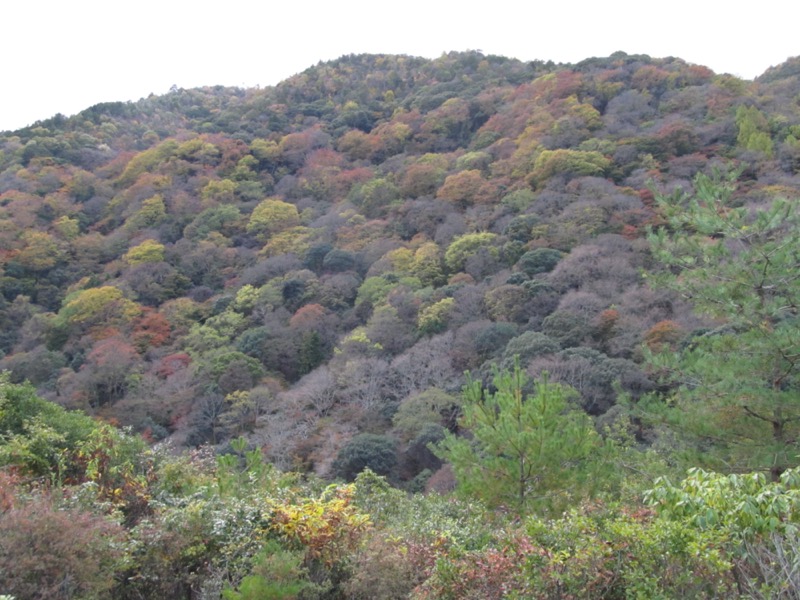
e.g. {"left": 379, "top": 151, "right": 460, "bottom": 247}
{"left": 2, "top": 51, "right": 800, "bottom": 598}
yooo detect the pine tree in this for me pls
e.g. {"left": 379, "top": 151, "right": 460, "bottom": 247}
{"left": 435, "top": 359, "right": 602, "bottom": 515}
{"left": 645, "top": 168, "right": 800, "bottom": 479}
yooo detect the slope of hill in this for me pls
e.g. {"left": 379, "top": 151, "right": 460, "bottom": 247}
{"left": 0, "top": 50, "right": 799, "bottom": 483}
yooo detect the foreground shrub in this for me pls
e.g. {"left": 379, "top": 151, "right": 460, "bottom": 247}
{"left": 738, "top": 531, "right": 800, "bottom": 599}
{"left": 0, "top": 495, "right": 127, "bottom": 600}
{"left": 524, "top": 505, "right": 735, "bottom": 599}
{"left": 412, "top": 535, "right": 534, "bottom": 599}
{"left": 114, "top": 488, "right": 272, "bottom": 599}
{"left": 414, "top": 503, "right": 736, "bottom": 599}
{"left": 222, "top": 540, "right": 312, "bottom": 600}
{"left": 352, "top": 469, "right": 492, "bottom": 550}
{"left": 647, "top": 467, "right": 800, "bottom": 598}
{"left": 270, "top": 484, "right": 370, "bottom": 564}
{"left": 344, "top": 532, "right": 439, "bottom": 600}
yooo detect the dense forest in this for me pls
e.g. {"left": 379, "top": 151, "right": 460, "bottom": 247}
{"left": 2, "top": 50, "right": 800, "bottom": 598}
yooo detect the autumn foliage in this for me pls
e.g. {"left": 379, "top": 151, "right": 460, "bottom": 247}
{"left": 1, "top": 47, "right": 800, "bottom": 597}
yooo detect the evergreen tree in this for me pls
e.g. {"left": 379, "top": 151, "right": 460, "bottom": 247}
{"left": 435, "top": 359, "right": 603, "bottom": 515}
{"left": 645, "top": 168, "right": 800, "bottom": 479}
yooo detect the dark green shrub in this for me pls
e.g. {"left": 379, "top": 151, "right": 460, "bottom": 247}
{"left": 333, "top": 434, "right": 397, "bottom": 481}
{"left": 516, "top": 247, "right": 562, "bottom": 276}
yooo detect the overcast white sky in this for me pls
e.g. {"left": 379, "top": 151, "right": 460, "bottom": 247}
{"left": 2, "top": 1, "right": 796, "bottom": 132}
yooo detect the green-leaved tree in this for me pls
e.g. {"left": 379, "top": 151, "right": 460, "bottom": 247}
{"left": 645, "top": 168, "right": 800, "bottom": 479}
{"left": 435, "top": 360, "right": 604, "bottom": 516}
